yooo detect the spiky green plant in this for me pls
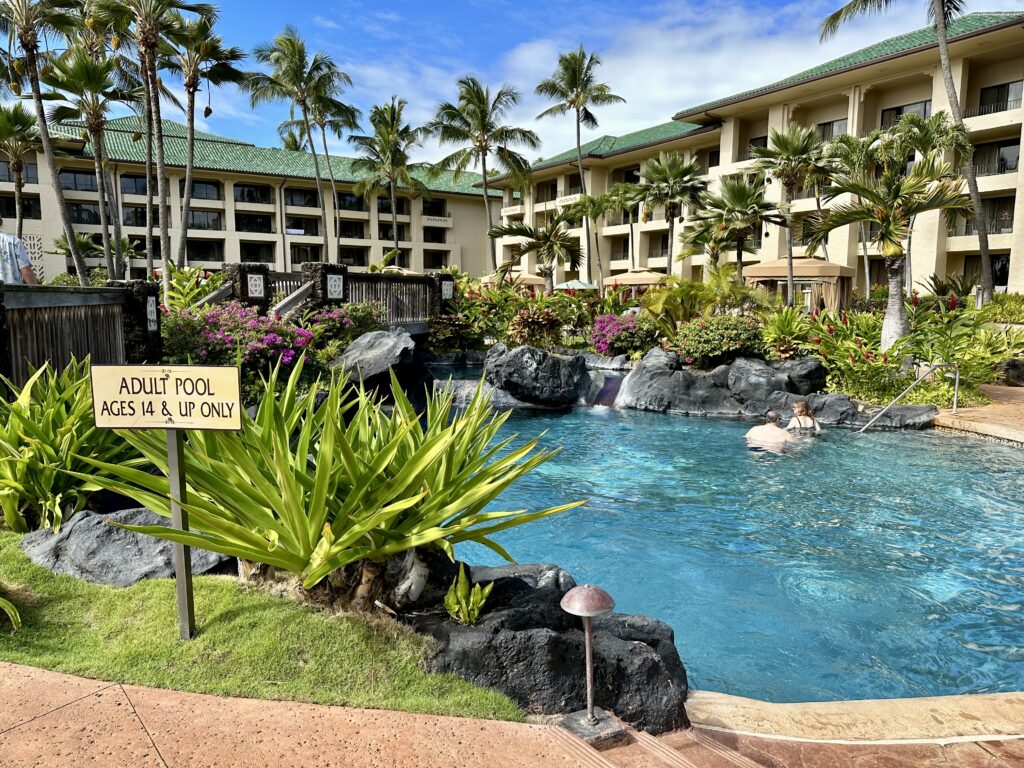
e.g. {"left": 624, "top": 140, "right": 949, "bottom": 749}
{"left": 72, "top": 360, "right": 584, "bottom": 604}
{"left": 0, "top": 593, "right": 19, "bottom": 632}
{"left": 444, "top": 563, "right": 493, "bottom": 625}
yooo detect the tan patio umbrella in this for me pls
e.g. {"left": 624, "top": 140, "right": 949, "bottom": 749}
{"left": 381, "top": 266, "right": 424, "bottom": 276}
{"left": 602, "top": 269, "right": 669, "bottom": 287}
{"left": 481, "top": 271, "right": 545, "bottom": 287}
{"left": 744, "top": 258, "right": 855, "bottom": 310}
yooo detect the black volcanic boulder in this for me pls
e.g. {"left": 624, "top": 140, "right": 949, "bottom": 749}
{"left": 1000, "top": 358, "right": 1024, "bottom": 387}
{"left": 330, "top": 328, "right": 415, "bottom": 381}
{"left": 407, "top": 564, "right": 689, "bottom": 734}
{"left": 21, "top": 508, "right": 229, "bottom": 587}
{"left": 484, "top": 344, "right": 591, "bottom": 407}
{"left": 775, "top": 358, "right": 828, "bottom": 395}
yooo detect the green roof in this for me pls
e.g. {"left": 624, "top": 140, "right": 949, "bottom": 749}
{"left": 51, "top": 116, "right": 500, "bottom": 197}
{"left": 674, "top": 12, "right": 1024, "bottom": 119}
{"left": 531, "top": 120, "right": 707, "bottom": 171}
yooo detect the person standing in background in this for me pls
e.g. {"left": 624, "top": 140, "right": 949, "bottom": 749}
{"left": 0, "top": 218, "right": 38, "bottom": 284}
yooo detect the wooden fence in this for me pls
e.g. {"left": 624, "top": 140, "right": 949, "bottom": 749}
{"left": 2, "top": 286, "right": 128, "bottom": 386}
{"left": 346, "top": 272, "right": 433, "bottom": 326}
{"left": 268, "top": 272, "right": 306, "bottom": 300}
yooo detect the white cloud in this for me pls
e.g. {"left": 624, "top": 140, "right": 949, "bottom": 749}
{"left": 313, "top": 16, "right": 340, "bottom": 31}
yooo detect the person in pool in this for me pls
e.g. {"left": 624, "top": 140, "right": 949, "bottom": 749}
{"left": 745, "top": 410, "right": 795, "bottom": 452}
{"left": 786, "top": 400, "right": 822, "bottom": 436}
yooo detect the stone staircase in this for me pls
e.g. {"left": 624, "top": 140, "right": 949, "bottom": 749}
{"left": 551, "top": 723, "right": 769, "bottom": 768}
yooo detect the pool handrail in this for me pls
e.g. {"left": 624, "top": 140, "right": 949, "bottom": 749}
{"left": 857, "top": 362, "right": 960, "bottom": 433}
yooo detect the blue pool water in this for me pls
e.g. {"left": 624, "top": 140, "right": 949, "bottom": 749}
{"left": 458, "top": 408, "right": 1024, "bottom": 703}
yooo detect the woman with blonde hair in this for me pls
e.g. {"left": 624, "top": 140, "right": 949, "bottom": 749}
{"left": 787, "top": 400, "right": 821, "bottom": 436}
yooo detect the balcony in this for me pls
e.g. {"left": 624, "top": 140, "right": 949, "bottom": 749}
{"left": 500, "top": 204, "right": 524, "bottom": 217}
{"left": 974, "top": 159, "right": 1019, "bottom": 177}
{"left": 964, "top": 98, "right": 1022, "bottom": 118}
{"left": 648, "top": 247, "right": 670, "bottom": 260}
{"left": 555, "top": 192, "right": 582, "bottom": 207}
{"left": 950, "top": 218, "right": 1015, "bottom": 237}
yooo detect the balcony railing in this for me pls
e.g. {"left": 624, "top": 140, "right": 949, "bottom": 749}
{"left": 964, "top": 99, "right": 1022, "bottom": 118}
{"left": 949, "top": 218, "right": 1015, "bottom": 237}
{"left": 648, "top": 248, "right": 670, "bottom": 260}
{"left": 973, "top": 159, "right": 1019, "bottom": 177}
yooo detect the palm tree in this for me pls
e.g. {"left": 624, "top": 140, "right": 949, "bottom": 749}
{"left": 809, "top": 152, "right": 970, "bottom": 349}
{"left": 488, "top": 209, "right": 582, "bottom": 293}
{"left": 535, "top": 46, "right": 624, "bottom": 283}
{"left": 426, "top": 75, "right": 540, "bottom": 272}
{"left": 164, "top": 11, "right": 246, "bottom": 267}
{"left": 827, "top": 130, "right": 881, "bottom": 293}
{"left": 280, "top": 126, "right": 305, "bottom": 151}
{"left": 0, "top": 0, "right": 90, "bottom": 284}
{"left": 636, "top": 152, "right": 707, "bottom": 279}
{"left": 688, "top": 174, "right": 786, "bottom": 282}
{"left": 42, "top": 49, "right": 129, "bottom": 278}
{"left": 568, "top": 193, "right": 610, "bottom": 282}
{"left": 886, "top": 110, "right": 970, "bottom": 291}
{"left": 820, "top": 0, "right": 994, "bottom": 304}
{"left": 97, "top": 0, "right": 214, "bottom": 298}
{"left": 349, "top": 96, "right": 428, "bottom": 261}
{"left": 0, "top": 102, "right": 41, "bottom": 240}
{"left": 605, "top": 182, "right": 642, "bottom": 270}
{"left": 751, "top": 123, "right": 826, "bottom": 306}
{"left": 245, "top": 25, "right": 341, "bottom": 258}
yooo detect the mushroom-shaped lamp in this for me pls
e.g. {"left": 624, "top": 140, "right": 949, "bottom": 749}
{"left": 561, "top": 585, "right": 615, "bottom": 724}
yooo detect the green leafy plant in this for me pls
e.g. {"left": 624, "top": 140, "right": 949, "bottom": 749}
{"left": 444, "top": 563, "right": 494, "bottom": 625}
{"left": 0, "top": 592, "right": 19, "bottom": 632}
{"left": 507, "top": 304, "right": 562, "bottom": 348}
{"left": 165, "top": 264, "right": 226, "bottom": 311}
{"left": 0, "top": 359, "right": 140, "bottom": 532}
{"left": 761, "top": 306, "right": 811, "bottom": 361}
{"left": 72, "top": 359, "right": 583, "bottom": 608}
{"left": 670, "top": 316, "right": 765, "bottom": 368}
{"left": 48, "top": 267, "right": 109, "bottom": 287}
{"left": 987, "top": 293, "right": 1024, "bottom": 325}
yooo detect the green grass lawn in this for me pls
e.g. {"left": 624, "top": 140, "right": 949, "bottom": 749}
{"left": 0, "top": 531, "right": 521, "bottom": 721}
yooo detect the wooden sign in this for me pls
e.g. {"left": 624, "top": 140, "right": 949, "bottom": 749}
{"left": 91, "top": 364, "right": 242, "bottom": 431}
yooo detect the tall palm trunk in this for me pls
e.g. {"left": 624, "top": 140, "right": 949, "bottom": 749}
{"left": 300, "top": 106, "right": 329, "bottom": 258}
{"left": 628, "top": 209, "right": 635, "bottom": 270}
{"left": 784, "top": 185, "right": 795, "bottom": 306}
{"left": 142, "top": 62, "right": 155, "bottom": 277}
{"left": 13, "top": 165, "right": 24, "bottom": 240}
{"left": 666, "top": 204, "right": 675, "bottom": 279}
{"left": 176, "top": 88, "right": 197, "bottom": 268}
{"left": 146, "top": 55, "right": 171, "bottom": 303}
{"left": 90, "top": 128, "right": 114, "bottom": 277}
{"left": 104, "top": 165, "right": 124, "bottom": 279}
{"left": 388, "top": 181, "right": 399, "bottom": 255}
{"left": 931, "top": 0, "right": 992, "bottom": 304}
{"left": 573, "top": 108, "right": 595, "bottom": 284}
{"left": 859, "top": 223, "right": 871, "bottom": 295}
{"left": 881, "top": 253, "right": 910, "bottom": 351}
{"left": 23, "top": 42, "right": 87, "bottom": 285}
{"left": 905, "top": 216, "right": 916, "bottom": 293}
{"left": 814, "top": 185, "right": 829, "bottom": 259}
{"left": 480, "top": 153, "right": 496, "bottom": 272}
{"left": 735, "top": 238, "right": 744, "bottom": 281}
{"left": 318, "top": 125, "right": 341, "bottom": 263}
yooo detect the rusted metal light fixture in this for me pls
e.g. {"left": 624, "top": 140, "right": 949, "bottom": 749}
{"left": 561, "top": 584, "right": 615, "bottom": 725}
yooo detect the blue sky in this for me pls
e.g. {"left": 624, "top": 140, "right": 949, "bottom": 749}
{"left": 186, "top": 0, "right": 1024, "bottom": 163}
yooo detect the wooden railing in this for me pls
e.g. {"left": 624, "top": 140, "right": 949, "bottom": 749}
{"left": 346, "top": 272, "right": 432, "bottom": 326}
{"left": 269, "top": 272, "right": 306, "bottom": 299}
{"left": 2, "top": 285, "right": 128, "bottom": 386}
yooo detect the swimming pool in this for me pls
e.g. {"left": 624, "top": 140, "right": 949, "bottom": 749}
{"left": 458, "top": 408, "right": 1024, "bottom": 703}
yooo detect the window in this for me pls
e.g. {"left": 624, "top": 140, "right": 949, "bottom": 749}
{"left": 978, "top": 81, "right": 1023, "bottom": 116}
{"left": 973, "top": 139, "right": 1020, "bottom": 176}
{"left": 336, "top": 192, "right": 365, "bottom": 211}
{"left": 423, "top": 226, "right": 446, "bottom": 244}
{"left": 187, "top": 239, "right": 224, "bottom": 262}
{"left": 337, "top": 220, "right": 365, "bottom": 239}
{"left": 233, "top": 183, "right": 273, "bottom": 205}
{"left": 0, "top": 194, "right": 41, "bottom": 219}
{"left": 239, "top": 241, "right": 275, "bottom": 263}
{"left": 423, "top": 250, "right": 448, "bottom": 270}
{"left": 707, "top": 149, "right": 721, "bottom": 169}
{"left": 964, "top": 253, "right": 1010, "bottom": 287}
{"left": 284, "top": 187, "right": 319, "bottom": 207}
{"left": 235, "top": 212, "right": 273, "bottom": 233}
{"left": 377, "top": 196, "right": 409, "bottom": 215}
{"left": 534, "top": 180, "right": 558, "bottom": 203}
{"left": 613, "top": 165, "right": 641, "bottom": 184}
{"left": 69, "top": 202, "right": 101, "bottom": 225}
{"left": 982, "top": 197, "right": 1016, "bottom": 234}
{"left": 59, "top": 169, "right": 98, "bottom": 192}
{"left": 881, "top": 100, "right": 931, "bottom": 129}
{"left": 285, "top": 216, "right": 318, "bottom": 236}
{"left": 379, "top": 223, "right": 407, "bottom": 242}
{"left": 339, "top": 246, "right": 368, "bottom": 267}
{"left": 816, "top": 118, "right": 848, "bottom": 142}
{"left": 566, "top": 174, "right": 582, "bottom": 195}
{"left": 746, "top": 136, "right": 768, "bottom": 158}
{"left": 386, "top": 248, "right": 411, "bottom": 268}
{"left": 127, "top": 237, "right": 159, "bottom": 263}
{"left": 422, "top": 198, "right": 446, "bottom": 217}
{"left": 120, "top": 174, "right": 157, "bottom": 195}
{"left": 0, "top": 161, "right": 38, "bottom": 184}
{"left": 179, "top": 179, "right": 222, "bottom": 200}
{"left": 123, "top": 205, "right": 159, "bottom": 227}
{"left": 290, "top": 243, "right": 321, "bottom": 266}
{"left": 188, "top": 210, "right": 222, "bottom": 230}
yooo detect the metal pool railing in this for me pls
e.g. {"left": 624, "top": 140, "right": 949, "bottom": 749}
{"left": 857, "top": 363, "right": 960, "bottom": 433}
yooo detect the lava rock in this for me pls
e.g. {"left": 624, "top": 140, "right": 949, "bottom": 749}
{"left": 484, "top": 345, "right": 593, "bottom": 407}
{"left": 20, "top": 508, "right": 229, "bottom": 587}
{"left": 408, "top": 568, "right": 688, "bottom": 734}
{"left": 999, "top": 358, "right": 1024, "bottom": 387}
{"left": 330, "top": 328, "right": 415, "bottom": 381}
{"left": 775, "top": 358, "right": 828, "bottom": 395}
{"left": 469, "top": 563, "right": 576, "bottom": 592}
{"left": 579, "top": 352, "right": 633, "bottom": 372}
{"left": 429, "top": 350, "right": 487, "bottom": 367}
{"left": 434, "top": 378, "right": 542, "bottom": 410}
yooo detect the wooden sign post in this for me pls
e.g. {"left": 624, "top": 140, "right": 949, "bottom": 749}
{"left": 91, "top": 364, "right": 242, "bottom": 640}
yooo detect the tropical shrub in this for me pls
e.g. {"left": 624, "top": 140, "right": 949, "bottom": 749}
{"left": 165, "top": 264, "right": 226, "bottom": 311}
{"left": 0, "top": 359, "right": 140, "bottom": 532}
{"left": 428, "top": 310, "right": 486, "bottom": 354}
{"left": 72, "top": 361, "right": 583, "bottom": 609}
{"left": 507, "top": 304, "right": 562, "bottom": 348}
{"left": 590, "top": 313, "right": 660, "bottom": 358}
{"left": 761, "top": 306, "right": 811, "bottom": 361}
{"left": 298, "top": 303, "right": 387, "bottom": 368}
{"left": 0, "top": 592, "right": 19, "bottom": 632}
{"left": 48, "top": 267, "right": 110, "bottom": 287}
{"left": 670, "top": 316, "right": 764, "bottom": 367}
{"left": 444, "top": 564, "right": 493, "bottom": 625}
{"left": 987, "top": 293, "right": 1024, "bottom": 325}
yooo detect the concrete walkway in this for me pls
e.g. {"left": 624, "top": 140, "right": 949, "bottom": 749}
{"left": 934, "top": 385, "right": 1024, "bottom": 444}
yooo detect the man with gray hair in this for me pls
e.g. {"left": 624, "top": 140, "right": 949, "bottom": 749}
{"left": 745, "top": 410, "right": 795, "bottom": 451}
{"left": 0, "top": 220, "right": 38, "bottom": 285}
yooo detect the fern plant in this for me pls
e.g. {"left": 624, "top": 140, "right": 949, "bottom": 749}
{"left": 444, "top": 563, "right": 494, "bottom": 625}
